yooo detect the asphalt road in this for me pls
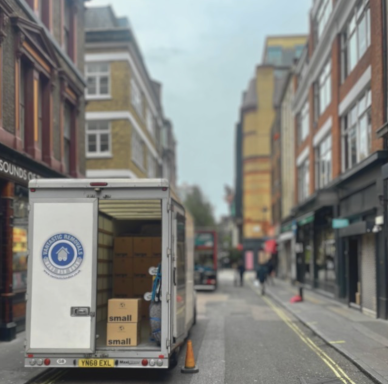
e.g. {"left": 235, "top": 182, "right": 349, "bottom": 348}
{"left": 28, "top": 270, "right": 375, "bottom": 384}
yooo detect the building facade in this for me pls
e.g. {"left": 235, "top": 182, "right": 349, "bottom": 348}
{"left": 84, "top": 6, "right": 176, "bottom": 185}
{"left": 0, "top": 0, "right": 86, "bottom": 340}
{"left": 273, "top": 70, "right": 298, "bottom": 280}
{"left": 291, "top": 0, "right": 388, "bottom": 318}
{"left": 236, "top": 36, "right": 306, "bottom": 270}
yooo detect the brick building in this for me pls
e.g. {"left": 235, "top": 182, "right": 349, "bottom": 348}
{"left": 0, "top": 0, "right": 86, "bottom": 340}
{"left": 290, "top": 0, "right": 388, "bottom": 318}
{"left": 84, "top": 6, "right": 177, "bottom": 190}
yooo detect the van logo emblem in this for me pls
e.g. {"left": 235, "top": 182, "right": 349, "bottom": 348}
{"left": 42, "top": 233, "right": 84, "bottom": 279}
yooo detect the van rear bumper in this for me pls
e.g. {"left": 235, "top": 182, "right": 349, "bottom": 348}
{"left": 24, "top": 357, "right": 169, "bottom": 369}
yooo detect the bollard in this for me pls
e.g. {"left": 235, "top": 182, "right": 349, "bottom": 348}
{"left": 299, "top": 285, "right": 304, "bottom": 301}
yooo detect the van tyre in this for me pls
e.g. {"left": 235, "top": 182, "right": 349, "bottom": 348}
{"left": 168, "top": 350, "right": 178, "bottom": 370}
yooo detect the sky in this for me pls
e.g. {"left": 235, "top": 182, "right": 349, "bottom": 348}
{"left": 88, "top": 0, "right": 311, "bottom": 218}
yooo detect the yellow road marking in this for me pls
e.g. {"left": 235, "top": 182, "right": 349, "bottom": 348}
{"left": 249, "top": 283, "right": 356, "bottom": 384}
{"left": 329, "top": 341, "right": 346, "bottom": 344}
{"left": 41, "top": 369, "right": 68, "bottom": 384}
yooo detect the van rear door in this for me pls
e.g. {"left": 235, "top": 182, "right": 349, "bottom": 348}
{"left": 26, "top": 198, "right": 98, "bottom": 354}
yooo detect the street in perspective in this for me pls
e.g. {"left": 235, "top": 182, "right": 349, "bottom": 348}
{"left": 1, "top": 0, "right": 388, "bottom": 383}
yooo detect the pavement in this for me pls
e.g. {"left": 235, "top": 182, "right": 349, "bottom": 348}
{"left": 0, "top": 330, "right": 45, "bottom": 384}
{"left": 264, "top": 277, "right": 388, "bottom": 384}
{"left": 18, "top": 269, "right": 375, "bottom": 384}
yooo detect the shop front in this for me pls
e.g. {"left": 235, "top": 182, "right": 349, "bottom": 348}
{"left": 293, "top": 190, "right": 338, "bottom": 296}
{"left": 0, "top": 148, "right": 63, "bottom": 340}
{"left": 335, "top": 153, "right": 387, "bottom": 317}
{"left": 277, "top": 221, "right": 295, "bottom": 281}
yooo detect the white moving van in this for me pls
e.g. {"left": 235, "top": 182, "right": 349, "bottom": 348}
{"left": 24, "top": 179, "right": 195, "bottom": 369}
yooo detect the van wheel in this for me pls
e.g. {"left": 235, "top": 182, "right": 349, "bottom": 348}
{"left": 168, "top": 351, "right": 178, "bottom": 370}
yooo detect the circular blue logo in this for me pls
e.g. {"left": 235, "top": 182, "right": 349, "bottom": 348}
{"left": 42, "top": 234, "right": 84, "bottom": 279}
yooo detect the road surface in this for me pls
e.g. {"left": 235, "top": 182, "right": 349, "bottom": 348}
{"left": 28, "top": 270, "right": 374, "bottom": 384}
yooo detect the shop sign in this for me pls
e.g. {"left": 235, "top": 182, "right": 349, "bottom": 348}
{"left": 332, "top": 218, "right": 349, "bottom": 229}
{"left": 298, "top": 214, "right": 314, "bottom": 226}
{"left": 0, "top": 157, "right": 41, "bottom": 185}
{"left": 195, "top": 232, "right": 214, "bottom": 248}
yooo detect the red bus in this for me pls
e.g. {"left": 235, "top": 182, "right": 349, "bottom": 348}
{"left": 194, "top": 230, "right": 218, "bottom": 290}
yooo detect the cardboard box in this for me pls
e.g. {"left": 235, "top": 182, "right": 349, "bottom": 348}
{"left": 151, "top": 237, "right": 162, "bottom": 258}
{"left": 134, "top": 276, "right": 153, "bottom": 296}
{"left": 133, "top": 256, "right": 160, "bottom": 276}
{"left": 114, "top": 237, "right": 133, "bottom": 258}
{"left": 108, "top": 298, "right": 141, "bottom": 323}
{"left": 113, "top": 258, "right": 134, "bottom": 276}
{"left": 133, "top": 237, "right": 152, "bottom": 258}
{"left": 107, "top": 323, "right": 140, "bottom": 347}
{"left": 113, "top": 276, "right": 134, "bottom": 298}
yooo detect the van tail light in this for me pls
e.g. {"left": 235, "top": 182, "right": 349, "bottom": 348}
{"left": 141, "top": 359, "right": 148, "bottom": 366}
{"left": 90, "top": 182, "right": 108, "bottom": 187}
{"left": 44, "top": 359, "right": 51, "bottom": 366}
{"left": 30, "top": 188, "right": 36, "bottom": 192}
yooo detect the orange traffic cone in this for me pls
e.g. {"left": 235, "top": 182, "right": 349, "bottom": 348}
{"left": 181, "top": 340, "right": 199, "bottom": 373}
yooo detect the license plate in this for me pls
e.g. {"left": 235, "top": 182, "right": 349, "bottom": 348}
{"left": 78, "top": 359, "right": 115, "bottom": 368}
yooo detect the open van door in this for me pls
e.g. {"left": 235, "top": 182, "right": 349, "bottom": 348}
{"left": 26, "top": 198, "right": 98, "bottom": 354}
{"left": 171, "top": 201, "right": 187, "bottom": 344}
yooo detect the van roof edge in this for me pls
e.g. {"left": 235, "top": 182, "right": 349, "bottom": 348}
{"left": 28, "top": 178, "right": 170, "bottom": 189}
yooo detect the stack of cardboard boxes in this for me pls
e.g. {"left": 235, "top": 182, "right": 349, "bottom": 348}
{"left": 106, "top": 298, "right": 141, "bottom": 346}
{"left": 113, "top": 236, "right": 161, "bottom": 321}
{"left": 113, "top": 237, "right": 134, "bottom": 298}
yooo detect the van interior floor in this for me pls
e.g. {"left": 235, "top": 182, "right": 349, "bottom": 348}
{"left": 96, "top": 320, "right": 160, "bottom": 351}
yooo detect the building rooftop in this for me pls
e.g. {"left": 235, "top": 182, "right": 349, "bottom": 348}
{"left": 85, "top": 6, "right": 120, "bottom": 29}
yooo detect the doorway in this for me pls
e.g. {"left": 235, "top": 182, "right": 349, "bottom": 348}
{"left": 348, "top": 237, "right": 360, "bottom": 307}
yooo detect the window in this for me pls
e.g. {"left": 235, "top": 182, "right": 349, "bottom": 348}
{"left": 298, "top": 159, "right": 310, "bottom": 202}
{"left": 315, "top": 135, "right": 332, "bottom": 189}
{"left": 342, "top": 88, "right": 372, "bottom": 171}
{"left": 147, "top": 152, "right": 155, "bottom": 177}
{"left": 315, "top": 0, "right": 333, "bottom": 43}
{"left": 341, "top": 0, "right": 371, "bottom": 79}
{"left": 86, "top": 121, "right": 111, "bottom": 157}
{"left": 146, "top": 108, "right": 154, "bottom": 136}
{"left": 266, "top": 46, "right": 283, "bottom": 66}
{"left": 63, "top": 103, "right": 72, "bottom": 174}
{"left": 86, "top": 63, "right": 110, "bottom": 97}
{"left": 294, "top": 45, "right": 305, "bottom": 59}
{"left": 131, "top": 129, "right": 144, "bottom": 169}
{"left": 297, "top": 101, "right": 309, "bottom": 144}
{"left": 317, "top": 60, "right": 331, "bottom": 116}
{"left": 131, "top": 78, "right": 143, "bottom": 118}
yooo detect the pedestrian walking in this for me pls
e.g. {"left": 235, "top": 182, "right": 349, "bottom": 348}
{"left": 237, "top": 259, "right": 245, "bottom": 286}
{"left": 266, "top": 256, "right": 274, "bottom": 286}
{"left": 256, "top": 263, "right": 268, "bottom": 295}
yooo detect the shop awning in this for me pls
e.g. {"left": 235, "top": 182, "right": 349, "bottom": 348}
{"left": 264, "top": 239, "right": 277, "bottom": 254}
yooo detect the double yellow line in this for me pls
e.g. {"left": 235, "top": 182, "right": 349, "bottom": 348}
{"left": 32, "top": 369, "right": 68, "bottom": 384}
{"left": 253, "top": 287, "right": 356, "bottom": 384}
